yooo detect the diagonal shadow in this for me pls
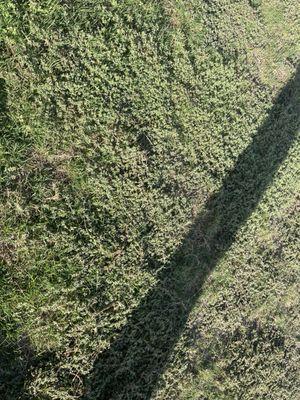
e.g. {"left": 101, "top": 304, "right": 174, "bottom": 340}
{"left": 83, "top": 67, "right": 300, "bottom": 400}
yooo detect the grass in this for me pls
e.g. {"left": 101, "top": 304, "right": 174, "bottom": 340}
{"left": 0, "top": 1, "right": 299, "bottom": 399}
{"left": 84, "top": 70, "right": 300, "bottom": 400}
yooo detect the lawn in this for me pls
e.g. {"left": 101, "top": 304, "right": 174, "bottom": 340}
{"left": 0, "top": 1, "right": 299, "bottom": 399}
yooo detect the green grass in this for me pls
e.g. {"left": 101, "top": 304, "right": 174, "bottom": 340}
{"left": 0, "top": 1, "right": 299, "bottom": 399}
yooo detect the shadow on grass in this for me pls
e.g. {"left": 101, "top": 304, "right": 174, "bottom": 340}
{"left": 0, "top": 78, "right": 32, "bottom": 399}
{"left": 83, "top": 66, "right": 300, "bottom": 400}
{"left": 0, "top": 333, "right": 35, "bottom": 400}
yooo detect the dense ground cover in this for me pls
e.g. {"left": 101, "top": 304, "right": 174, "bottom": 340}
{"left": 0, "top": 1, "right": 299, "bottom": 399}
